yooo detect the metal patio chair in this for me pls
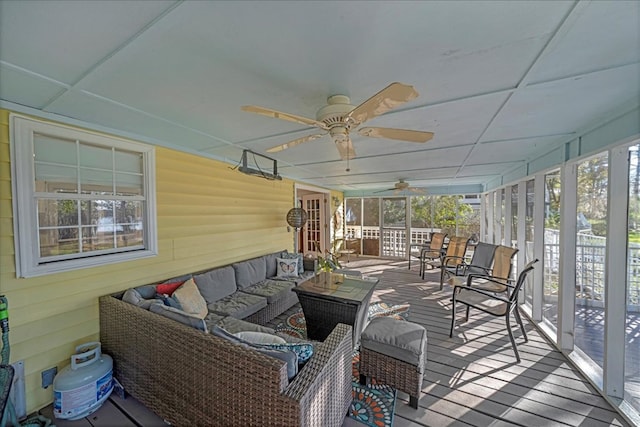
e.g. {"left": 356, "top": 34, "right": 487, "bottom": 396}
{"left": 418, "top": 232, "right": 447, "bottom": 277}
{"left": 441, "top": 241, "right": 498, "bottom": 289}
{"left": 424, "top": 236, "right": 470, "bottom": 283}
{"left": 450, "top": 258, "right": 538, "bottom": 363}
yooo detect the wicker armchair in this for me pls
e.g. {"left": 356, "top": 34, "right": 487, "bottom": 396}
{"left": 99, "top": 295, "right": 353, "bottom": 427}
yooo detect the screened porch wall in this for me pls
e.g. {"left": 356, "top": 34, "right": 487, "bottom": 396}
{"left": 482, "top": 104, "right": 640, "bottom": 424}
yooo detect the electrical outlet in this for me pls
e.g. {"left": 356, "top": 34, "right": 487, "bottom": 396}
{"left": 41, "top": 366, "right": 57, "bottom": 389}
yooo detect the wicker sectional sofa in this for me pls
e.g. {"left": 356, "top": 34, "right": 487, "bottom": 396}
{"left": 99, "top": 250, "right": 354, "bottom": 427}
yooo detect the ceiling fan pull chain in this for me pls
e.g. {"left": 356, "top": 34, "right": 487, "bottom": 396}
{"left": 346, "top": 151, "right": 350, "bottom": 172}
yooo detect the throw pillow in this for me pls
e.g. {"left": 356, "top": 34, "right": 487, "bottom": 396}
{"left": 276, "top": 257, "right": 299, "bottom": 278}
{"left": 211, "top": 326, "right": 298, "bottom": 380}
{"left": 233, "top": 331, "right": 286, "bottom": 345}
{"left": 172, "top": 278, "right": 208, "bottom": 319}
{"left": 122, "top": 288, "right": 162, "bottom": 310}
{"left": 156, "top": 281, "right": 184, "bottom": 296}
{"left": 281, "top": 252, "right": 304, "bottom": 275}
{"left": 259, "top": 342, "right": 314, "bottom": 366}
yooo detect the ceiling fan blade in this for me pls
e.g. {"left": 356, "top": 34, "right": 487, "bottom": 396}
{"left": 373, "top": 187, "right": 396, "bottom": 194}
{"left": 334, "top": 138, "right": 356, "bottom": 160}
{"left": 265, "top": 133, "right": 326, "bottom": 153}
{"left": 347, "top": 82, "right": 419, "bottom": 125}
{"left": 242, "top": 105, "right": 329, "bottom": 130}
{"left": 409, "top": 187, "right": 425, "bottom": 194}
{"left": 358, "top": 127, "right": 434, "bottom": 143}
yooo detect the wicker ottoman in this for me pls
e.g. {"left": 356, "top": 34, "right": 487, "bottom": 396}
{"left": 358, "top": 316, "right": 427, "bottom": 409}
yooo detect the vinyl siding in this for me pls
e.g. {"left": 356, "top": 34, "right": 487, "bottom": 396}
{"left": 0, "top": 109, "right": 301, "bottom": 413}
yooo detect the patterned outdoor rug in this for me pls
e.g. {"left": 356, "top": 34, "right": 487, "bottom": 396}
{"left": 275, "top": 301, "right": 410, "bottom": 427}
{"left": 275, "top": 301, "right": 410, "bottom": 339}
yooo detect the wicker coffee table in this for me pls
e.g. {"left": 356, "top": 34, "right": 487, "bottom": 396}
{"left": 293, "top": 271, "right": 378, "bottom": 346}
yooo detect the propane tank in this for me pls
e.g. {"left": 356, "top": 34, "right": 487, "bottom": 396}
{"left": 53, "top": 341, "right": 113, "bottom": 420}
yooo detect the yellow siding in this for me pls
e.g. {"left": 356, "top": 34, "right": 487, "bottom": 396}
{"left": 0, "top": 109, "right": 331, "bottom": 413}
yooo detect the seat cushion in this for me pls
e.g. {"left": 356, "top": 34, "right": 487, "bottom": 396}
{"left": 361, "top": 317, "right": 427, "bottom": 367}
{"left": 214, "top": 316, "right": 277, "bottom": 335}
{"left": 242, "top": 279, "right": 295, "bottom": 303}
{"left": 207, "top": 291, "right": 267, "bottom": 319}
{"left": 233, "top": 257, "right": 267, "bottom": 290}
{"left": 193, "top": 266, "right": 237, "bottom": 303}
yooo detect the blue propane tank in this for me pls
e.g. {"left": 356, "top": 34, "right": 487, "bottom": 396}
{"left": 53, "top": 341, "right": 113, "bottom": 420}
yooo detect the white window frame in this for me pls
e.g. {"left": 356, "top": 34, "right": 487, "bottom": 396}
{"left": 10, "top": 114, "right": 157, "bottom": 277}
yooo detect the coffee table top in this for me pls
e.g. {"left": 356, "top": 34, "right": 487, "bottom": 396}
{"left": 293, "top": 271, "right": 378, "bottom": 304}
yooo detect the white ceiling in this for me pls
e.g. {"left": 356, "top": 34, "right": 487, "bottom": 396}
{"left": 1, "top": 0, "right": 639, "bottom": 195}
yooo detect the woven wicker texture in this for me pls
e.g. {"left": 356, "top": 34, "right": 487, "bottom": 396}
{"left": 100, "top": 295, "right": 352, "bottom": 426}
{"left": 244, "top": 290, "right": 299, "bottom": 325}
{"left": 359, "top": 347, "right": 423, "bottom": 406}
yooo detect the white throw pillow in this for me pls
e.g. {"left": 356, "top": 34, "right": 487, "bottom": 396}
{"left": 233, "top": 331, "right": 287, "bottom": 345}
{"left": 276, "top": 257, "right": 299, "bottom": 278}
{"left": 172, "top": 278, "right": 208, "bottom": 319}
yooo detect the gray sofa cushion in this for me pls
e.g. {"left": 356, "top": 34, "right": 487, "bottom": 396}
{"left": 194, "top": 266, "right": 237, "bottom": 303}
{"left": 215, "top": 317, "right": 277, "bottom": 334}
{"left": 149, "top": 303, "right": 208, "bottom": 332}
{"left": 207, "top": 291, "right": 267, "bottom": 319}
{"left": 360, "top": 317, "right": 427, "bottom": 369}
{"left": 265, "top": 250, "right": 286, "bottom": 278}
{"left": 233, "top": 257, "right": 267, "bottom": 290}
{"left": 242, "top": 279, "right": 295, "bottom": 304}
{"left": 133, "top": 284, "right": 159, "bottom": 300}
{"left": 122, "top": 288, "right": 163, "bottom": 309}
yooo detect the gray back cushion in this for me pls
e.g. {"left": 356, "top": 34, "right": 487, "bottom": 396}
{"left": 233, "top": 257, "right": 267, "bottom": 289}
{"left": 265, "top": 251, "right": 286, "bottom": 278}
{"left": 149, "top": 303, "right": 207, "bottom": 332}
{"left": 194, "top": 266, "right": 237, "bottom": 303}
{"left": 133, "top": 284, "right": 159, "bottom": 299}
{"left": 122, "top": 288, "right": 162, "bottom": 309}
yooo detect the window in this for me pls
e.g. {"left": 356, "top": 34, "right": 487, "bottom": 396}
{"left": 10, "top": 115, "right": 157, "bottom": 277}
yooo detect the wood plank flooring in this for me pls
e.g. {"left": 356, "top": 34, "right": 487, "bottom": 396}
{"left": 350, "top": 258, "right": 631, "bottom": 427}
{"left": 38, "top": 258, "right": 633, "bottom": 426}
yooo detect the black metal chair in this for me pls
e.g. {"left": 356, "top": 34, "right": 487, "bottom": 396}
{"left": 425, "top": 236, "right": 470, "bottom": 285}
{"left": 450, "top": 258, "right": 538, "bottom": 363}
{"left": 418, "top": 232, "right": 447, "bottom": 277}
{"left": 441, "top": 241, "right": 498, "bottom": 289}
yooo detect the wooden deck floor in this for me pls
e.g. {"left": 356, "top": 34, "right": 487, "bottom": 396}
{"left": 40, "top": 258, "right": 633, "bottom": 426}
{"left": 353, "top": 259, "right": 631, "bottom": 427}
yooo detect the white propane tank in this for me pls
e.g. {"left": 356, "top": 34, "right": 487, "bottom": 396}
{"left": 53, "top": 341, "right": 114, "bottom": 420}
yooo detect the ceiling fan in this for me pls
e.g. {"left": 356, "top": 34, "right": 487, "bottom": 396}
{"left": 374, "top": 179, "right": 425, "bottom": 194}
{"left": 241, "top": 82, "right": 434, "bottom": 160}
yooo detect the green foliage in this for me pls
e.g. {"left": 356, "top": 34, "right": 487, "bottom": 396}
{"left": 317, "top": 253, "right": 341, "bottom": 272}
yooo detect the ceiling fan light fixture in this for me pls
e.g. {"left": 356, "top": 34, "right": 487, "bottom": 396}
{"left": 243, "top": 82, "right": 434, "bottom": 160}
{"left": 329, "top": 126, "right": 349, "bottom": 143}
